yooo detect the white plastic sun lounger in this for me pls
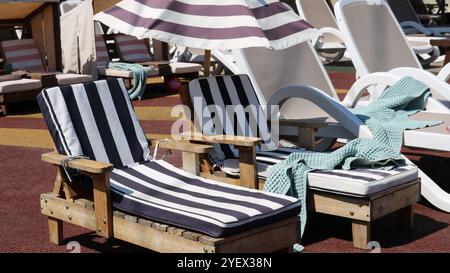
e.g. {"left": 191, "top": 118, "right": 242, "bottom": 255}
{"left": 294, "top": 0, "right": 440, "bottom": 65}
{"left": 231, "top": 39, "right": 450, "bottom": 212}
{"left": 387, "top": 0, "right": 450, "bottom": 36}
{"left": 294, "top": 0, "right": 348, "bottom": 62}
{"left": 335, "top": 0, "right": 450, "bottom": 105}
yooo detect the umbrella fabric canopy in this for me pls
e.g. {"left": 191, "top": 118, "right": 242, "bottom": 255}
{"left": 93, "top": 0, "right": 316, "bottom": 50}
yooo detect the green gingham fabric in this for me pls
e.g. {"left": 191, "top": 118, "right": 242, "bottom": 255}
{"left": 264, "top": 76, "right": 442, "bottom": 239}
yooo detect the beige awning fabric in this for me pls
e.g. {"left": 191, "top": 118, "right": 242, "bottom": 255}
{"left": 60, "top": 0, "right": 97, "bottom": 77}
{"left": 0, "top": 1, "right": 59, "bottom": 21}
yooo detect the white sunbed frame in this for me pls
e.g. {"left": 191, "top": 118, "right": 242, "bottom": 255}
{"left": 294, "top": 0, "right": 440, "bottom": 65}
{"left": 335, "top": 0, "right": 450, "bottom": 83}
{"left": 229, "top": 37, "right": 450, "bottom": 213}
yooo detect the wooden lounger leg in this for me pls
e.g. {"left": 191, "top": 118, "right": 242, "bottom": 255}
{"left": 48, "top": 216, "right": 63, "bottom": 245}
{"left": 397, "top": 205, "right": 414, "bottom": 229}
{"left": 0, "top": 104, "right": 8, "bottom": 116}
{"left": 351, "top": 220, "right": 371, "bottom": 249}
{"left": 182, "top": 152, "right": 200, "bottom": 175}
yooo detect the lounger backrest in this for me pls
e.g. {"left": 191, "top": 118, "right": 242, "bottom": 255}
{"left": 189, "top": 75, "right": 277, "bottom": 161}
{"left": 37, "top": 79, "right": 150, "bottom": 168}
{"left": 95, "top": 35, "right": 110, "bottom": 68}
{"left": 335, "top": 0, "right": 421, "bottom": 76}
{"left": 114, "top": 35, "right": 153, "bottom": 63}
{"left": 387, "top": 0, "right": 421, "bottom": 24}
{"left": 233, "top": 42, "right": 338, "bottom": 120}
{"left": 296, "top": 0, "right": 338, "bottom": 29}
{"left": 0, "top": 39, "right": 45, "bottom": 72}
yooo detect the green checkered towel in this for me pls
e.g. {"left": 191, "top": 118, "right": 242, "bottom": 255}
{"left": 264, "top": 76, "right": 442, "bottom": 239}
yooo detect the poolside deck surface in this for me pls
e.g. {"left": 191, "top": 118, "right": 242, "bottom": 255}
{"left": 1, "top": 68, "right": 449, "bottom": 253}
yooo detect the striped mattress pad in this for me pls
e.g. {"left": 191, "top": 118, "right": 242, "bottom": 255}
{"left": 37, "top": 78, "right": 300, "bottom": 237}
{"left": 0, "top": 39, "right": 45, "bottom": 72}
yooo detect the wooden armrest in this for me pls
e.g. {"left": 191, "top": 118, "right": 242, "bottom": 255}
{"left": 42, "top": 152, "right": 114, "bottom": 174}
{"left": 27, "top": 72, "right": 58, "bottom": 79}
{"left": 148, "top": 139, "right": 214, "bottom": 154}
{"left": 279, "top": 118, "right": 328, "bottom": 129}
{"left": 179, "top": 132, "right": 261, "bottom": 147}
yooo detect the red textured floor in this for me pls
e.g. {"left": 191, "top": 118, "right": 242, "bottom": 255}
{"left": 0, "top": 72, "right": 449, "bottom": 253}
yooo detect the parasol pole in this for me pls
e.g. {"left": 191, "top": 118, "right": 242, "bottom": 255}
{"left": 203, "top": 49, "right": 211, "bottom": 77}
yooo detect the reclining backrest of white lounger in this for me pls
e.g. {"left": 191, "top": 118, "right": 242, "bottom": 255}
{"left": 296, "top": 0, "right": 339, "bottom": 30}
{"left": 387, "top": 0, "right": 422, "bottom": 24}
{"left": 335, "top": 0, "right": 421, "bottom": 76}
{"left": 0, "top": 39, "right": 45, "bottom": 72}
{"left": 234, "top": 41, "right": 337, "bottom": 120}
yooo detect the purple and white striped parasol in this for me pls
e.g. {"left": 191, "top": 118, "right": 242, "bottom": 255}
{"left": 93, "top": 0, "right": 316, "bottom": 50}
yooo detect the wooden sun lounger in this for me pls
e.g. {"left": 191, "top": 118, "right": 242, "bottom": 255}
{"left": 177, "top": 77, "right": 421, "bottom": 249}
{"left": 40, "top": 142, "right": 298, "bottom": 253}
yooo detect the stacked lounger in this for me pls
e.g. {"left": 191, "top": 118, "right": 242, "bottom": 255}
{"left": 114, "top": 35, "right": 202, "bottom": 76}
{"left": 0, "top": 39, "right": 92, "bottom": 85}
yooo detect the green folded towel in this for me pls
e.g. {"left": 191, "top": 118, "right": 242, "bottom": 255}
{"left": 108, "top": 62, "right": 149, "bottom": 100}
{"left": 264, "top": 76, "right": 442, "bottom": 239}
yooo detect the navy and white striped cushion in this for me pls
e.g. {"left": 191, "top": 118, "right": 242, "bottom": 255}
{"left": 37, "top": 79, "right": 150, "bottom": 168}
{"left": 111, "top": 160, "right": 299, "bottom": 237}
{"left": 1, "top": 39, "right": 45, "bottom": 72}
{"left": 37, "top": 78, "right": 300, "bottom": 237}
{"left": 189, "top": 75, "right": 277, "bottom": 161}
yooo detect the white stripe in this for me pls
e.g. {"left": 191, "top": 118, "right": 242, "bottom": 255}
{"left": 71, "top": 83, "right": 110, "bottom": 163}
{"left": 206, "top": 77, "right": 235, "bottom": 147}
{"left": 42, "top": 89, "right": 73, "bottom": 156}
{"left": 223, "top": 76, "right": 255, "bottom": 149}
{"left": 94, "top": 80, "right": 135, "bottom": 166}
{"left": 157, "top": 159, "right": 298, "bottom": 201}
{"left": 114, "top": 167, "right": 262, "bottom": 216}
{"left": 118, "top": 1, "right": 261, "bottom": 29}
{"left": 150, "top": 160, "right": 292, "bottom": 206}
{"left": 111, "top": 187, "right": 228, "bottom": 227}
{"left": 174, "top": 0, "right": 280, "bottom": 8}
{"left": 239, "top": 75, "right": 276, "bottom": 150}
{"left": 110, "top": 178, "right": 239, "bottom": 223}
{"left": 116, "top": 79, "right": 151, "bottom": 160}
{"left": 189, "top": 79, "right": 226, "bottom": 160}
{"left": 44, "top": 88, "right": 84, "bottom": 156}
{"left": 94, "top": 13, "right": 276, "bottom": 50}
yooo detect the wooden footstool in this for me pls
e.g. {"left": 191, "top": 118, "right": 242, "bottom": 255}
{"left": 308, "top": 180, "right": 420, "bottom": 249}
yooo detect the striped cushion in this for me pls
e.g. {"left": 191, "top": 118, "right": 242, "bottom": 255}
{"left": 1, "top": 39, "right": 45, "bottom": 72}
{"left": 221, "top": 147, "right": 418, "bottom": 196}
{"left": 37, "top": 78, "right": 300, "bottom": 237}
{"left": 95, "top": 35, "right": 110, "bottom": 67}
{"left": 189, "top": 75, "right": 277, "bottom": 161}
{"left": 111, "top": 160, "right": 299, "bottom": 237}
{"left": 114, "top": 35, "right": 153, "bottom": 63}
{"left": 37, "top": 79, "right": 150, "bottom": 168}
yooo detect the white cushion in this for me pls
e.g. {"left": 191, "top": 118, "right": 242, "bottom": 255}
{"left": 0, "top": 79, "right": 42, "bottom": 94}
{"left": 98, "top": 67, "right": 160, "bottom": 78}
{"left": 169, "top": 62, "right": 202, "bottom": 74}
{"left": 55, "top": 74, "right": 92, "bottom": 85}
